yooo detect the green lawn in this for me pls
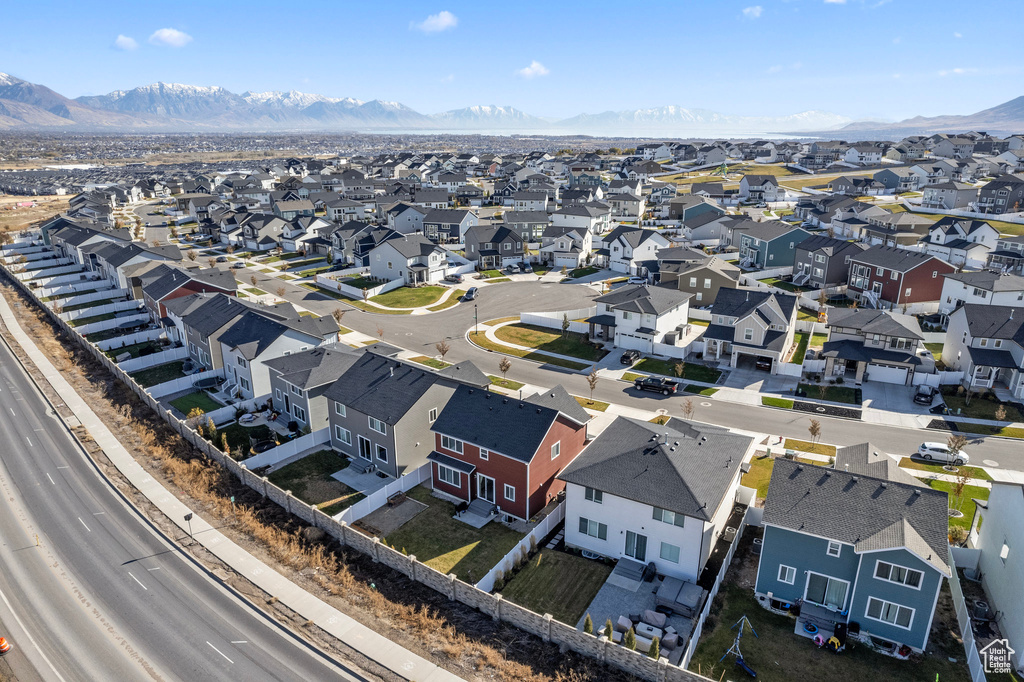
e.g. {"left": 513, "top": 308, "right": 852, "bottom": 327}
{"left": 487, "top": 277, "right": 511, "bottom": 283}
{"left": 924, "top": 342, "right": 944, "bottom": 361}
{"left": 574, "top": 396, "right": 609, "bottom": 412}
{"left": 689, "top": 583, "right": 971, "bottom": 682}
{"left": 741, "top": 456, "right": 776, "bottom": 499}
{"left": 129, "top": 361, "right": 186, "bottom": 388}
{"left": 267, "top": 450, "right": 363, "bottom": 514}
{"left": 104, "top": 340, "right": 163, "bottom": 360}
{"left": 687, "top": 318, "right": 710, "bottom": 327}
{"left": 940, "top": 390, "right": 1024, "bottom": 422}
{"left": 382, "top": 485, "right": 524, "bottom": 581}
{"left": 478, "top": 269, "right": 503, "bottom": 278}
{"left": 169, "top": 391, "right": 222, "bottom": 415}
{"left": 493, "top": 324, "right": 607, "bottom": 362}
{"left": 501, "top": 550, "right": 613, "bottom": 625}
{"left": 784, "top": 438, "right": 836, "bottom": 457}
{"left": 410, "top": 356, "right": 452, "bottom": 370}
{"left": 762, "top": 396, "right": 794, "bottom": 409}
{"left": 369, "top": 286, "right": 446, "bottom": 308}
{"left": 632, "top": 358, "right": 721, "bottom": 383}
{"left": 469, "top": 332, "right": 589, "bottom": 370}
{"left": 299, "top": 265, "right": 332, "bottom": 278}
{"left": 217, "top": 422, "right": 273, "bottom": 456}
{"left": 426, "top": 296, "right": 461, "bottom": 312}
{"left": 68, "top": 312, "right": 116, "bottom": 327}
{"left": 488, "top": 375, "right": 525, "bottom": 391}
{"left": 899, "top": 457, "right": 992, "bottom": 481}
{"left": 244, "top": 287, "right": 267, "bottom": 296}
{"left": 757, "top": 277, "right": 811, "bottom": 293}
{"left": 790, "top": 332, "right": 828, "bottom": 363}
{"left": 567, "top": 266, "right": 599, "bottom": 279}
{"left": 921, "top": 479, "right": 989, "bottom": 532}
{"left": 684, "top": 385, "right": 719, "bottom": 396}
{"left": 797, "top": 382, "right": 861, "bottom": 405}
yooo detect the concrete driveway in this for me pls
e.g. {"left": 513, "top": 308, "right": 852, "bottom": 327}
{"left": 860, "top": 382, "right": 933, "bottom": 415}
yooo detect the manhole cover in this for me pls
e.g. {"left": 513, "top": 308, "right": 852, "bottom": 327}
{"left": 816, "top": 407, "right": 826, "bottom": 412}
{"left": 701, "top": 402, "right": 712, "bottom": 407}
{"left": 983, "top": 459, "right": 1000, "bottom": 467}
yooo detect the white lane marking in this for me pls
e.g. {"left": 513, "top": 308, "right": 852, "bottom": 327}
{"left": 146, "top": 567, "right": 161, "bottom": 571}
{"left": 25, "top": 437, "right": 32, "bottom": 447}
{"left": 8, "top": 407, "right": 14, "bottom": 416}
{"left": 0, "top": 583, "right": 68, "bottom": 682}
{"left": 128, "top": 572, "right": 148, "bottom": 591}
{"left": 92, "top": 511, "right": 104, "bottom": 515}
{"left": 57, "top": 466, "right": 69, "bottom": 469}
{"left": 207, "top": 641, "right": 234, "bottom": 664}
{"left": 230, "top": 640, "right": 247, "bottom": 644}
{"left": 77, "top": 517, "right": 91, "bottom": 532}
{"left": 46, "top": 473, "right": 55, "bottom": 485}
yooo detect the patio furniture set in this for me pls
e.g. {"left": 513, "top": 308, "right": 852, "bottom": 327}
{"left": 598, "top": 609, "right": 688, "bottom": 664}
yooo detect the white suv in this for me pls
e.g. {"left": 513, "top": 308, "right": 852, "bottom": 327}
{"left": 916, "top": 442, "right": 969, "bottom": 465}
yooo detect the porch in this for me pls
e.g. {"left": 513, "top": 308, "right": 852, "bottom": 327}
{"left": 794, "top": 601, "right": 848, "bottom": 643}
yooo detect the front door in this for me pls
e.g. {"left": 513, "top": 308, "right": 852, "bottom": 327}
{"left": 625, "top": 531, "right": 648, "bottom": 562}
{"left": 358, "top": 436, "right": 372, "bottom": 461}
{"left": 476, "top": 474, "right": 495, "bottom": 504}
{"left": 871, "top": 281, "right": 883, "bottom": 295}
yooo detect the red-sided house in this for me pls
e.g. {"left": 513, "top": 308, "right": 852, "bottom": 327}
{"left": 140, "top": 266, "right": 238, "bottom": 319}
{"left": 428, "top": 384, "right": 591, "bottom": 521}
{"left": 847, "top": 246, "right": 953, "bottom": 309}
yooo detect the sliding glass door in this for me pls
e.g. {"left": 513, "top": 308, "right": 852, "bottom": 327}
{"left": 805, "top": 572, "right": 849, "bottom": 610}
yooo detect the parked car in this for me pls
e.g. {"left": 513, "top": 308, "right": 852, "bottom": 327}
{"left": 507, "top": 264, "right": 520, "bottom": 274}
{"left": 913, "top": 386, "right": 937, "bottom": 405}
{"left": 633, "top": 376, "right": 679, "bottom": 396}
{"left": 231, "top": 262, "right": 245, "bottom": 269}
{"left": 755, "top": 358, "right": 772, "bottom": 371}
{"left": 620, "top": 349, "right": 641, "bottom": 365}
{"left": 627, "top": 275, "right": 647, "bottom": 285}
{"left": 444, "top": 273, "right": 464, "bottom": 283}
{"left": 520, "top": 263, "right": 533, "bottom": 273}
{"left": 462, "top": 287, "right": 478, "bottom": 301}
{"left": 916, "top": 442, "right": 970, "bottom": 465}
{"left": 216, "top": 255, "right": 227, "bottom": 263}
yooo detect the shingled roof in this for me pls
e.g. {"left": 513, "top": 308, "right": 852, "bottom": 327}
{"left": 594, "top": 284, "right": 691, "bottom": 316}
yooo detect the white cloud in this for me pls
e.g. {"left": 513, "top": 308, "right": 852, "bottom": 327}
{"left": 441, "top": 74, "right": 455, "bottom": 83}
{"left": 824, "top": 0, "right": 846, "bottom": 4}
{"left": 938, "top": 67, "right": 976, "bottom": 77}
{"left": 114, "top": 34, "right": 138, "bottom": 50}
{"left": 742, "top": 5, "right": 763, "bottom": 18}
{"left": 149, "top": 28, "right": 193, "bottom": 47}
{"left": 892, "top": 73, "right": 901, "bottom": 79}
{"left": 954, "top": 32, "right": 962, "bottom": 38}
{"left": 767, "top": 65, "right": 784, "bottom": 74}
{"left": 517, "top": 61, "right": 550, "bottom": 79}
{"left": 412, "top": 10, "right": 458, "bottom": 33}
{"left": 791, "top": 61, "right": 803, "bottom": 70}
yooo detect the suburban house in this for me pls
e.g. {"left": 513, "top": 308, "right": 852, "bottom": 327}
{"left": 792, "top": 235, "right": 869, "bottom": 288}
{"left": 329, "top": 222, "right": 400, "bottom": 267}
{"left": 874, "top": 167, "right": 922, "bottom": 193}
{"left": 264, "top": 345, "right": 364, "bottom": 432}
{"left": 942, "top": 304, "right": 1024, "bottom": 400}
{"left": 385, "top": 203, "right": 429, "bottom": 234}
{"left": 559, "top": 416, "right": 754, "bottom": 582}
{"left": 989, "top": 235, "right": 1024, "bottom": 274}
{"left": 703, "top": 289, "right": 798, "bottom": 373}
{"left": 538, "top": 226, "right": 592, "bottom": 269}
{"left": 512, "top": 191, "right": 548, "bottom": 212}
{"left": 920, "top": 217, "right": 999, "bottom": 270}
{"left": 755, "top": 458, "right": 951, "bottom": 653}
{"left": 422, "top": 208, "right": 478, "bottom": 244}
{"left": 668, "top": 195, "right": 725, "bottom": 223}
{"left": 608, "top": 193, "right": 646, "bottom": 220}
{"left": 920, "top": 182, "right": 977, "bottom": 210}
{"left": 847, "top": 247, "right": 954, "bottom": 310}
{"left": 977, "top": 175, "right": 1024, "bottom": 215}
{"left": 820, "top": 308, "right": 928, "bottom": 385}
{"left": 140, "top": 266, "right": 237, "bottom": 320}
{"left": 552, "top": 204, "right": 611, "bottom": 234}
{"left": 428, "top": 384, "right": 591, "bottom": 522}
{"left": 939, "top": 271, "right": 1024, "bottom": 314}
{"left": 324, "top": 352, "right": 489, "bottom": 479}
{"left": 218, "top": 307, "right": 342, "bottom": 400}
{"left": 971, "top": 481, "right": 1024, "bottom": 673}
{"left": 368, "top": 234, "right": 449, "bottom": 286}
{"left": 587, "top": 284, "right": 691, "bottom": 354}
{"left": 657, "top": 248, "right": 741, "bottom": 306}
{"left": 739, "top": 175, "right": 781, "bottom": 203}
{"left": 828, "top": 176, "right": 886, "bottom": 196}
{"left": 463, "top": 224, "right": 525, "bottom": 269}
{"left": 90, "top": 240, "right": 181, "bottom": 290}
{"left": 502, "top": 210, "right": 550, "bottom": 242}
{"left": 602, "top": 226, "right": 671, "bottom": 275}
{"left": 737, "top": 223, "right": 813, "bottom": 269}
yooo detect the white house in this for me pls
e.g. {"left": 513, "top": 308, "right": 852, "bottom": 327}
{"left": 559, "top": 417, "right": 754, "bottom": 582}
{"left": 942, "top": 303, "right": 1024, "bottom": 399}
{"left": 588, "top": 284, "right": 690, "bottom": 354}
{"left": 738, "top": 175, "right": 780, "bottom": 203}
{"left": 602, "top": 226, "right": 671, "bottom": 275}
{"left": 368, "top": 234, "right": 449, "bottom": 286}
{"left": 939, "top": 271, "right": 1024, "bottom": 314}
{"left": 552, "top": 204, "right": 611, "bottom": 235}
{"left": 608, "top": 193, "right": 646, "bottom": 220}
{"left": 921, "top": 217, "right": 999, "bottom": 270}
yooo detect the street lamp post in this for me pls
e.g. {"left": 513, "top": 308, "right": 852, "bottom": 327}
{"left": 184, "top": 512, "right": 194, "bottom": 544}
{"left": 474, "top": 304, "right": 478, "bottom": 336}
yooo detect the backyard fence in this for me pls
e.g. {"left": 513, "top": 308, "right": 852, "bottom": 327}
{"left": 475, "top": 502, "right": 566, "bottom": 593}
{"left": 520, "top": 308, "right": 596, "bottom": 336}
{"left": 313, "top": 273, "right": 404, "bottom": 300}
{"left": 116, "top": 346, "right": 188, "bottom": 372}
{"left": 74, "top": 313, "right": 150, "bottom": 336}
{"left": 1, "top": 252, "right": 715, "bottom": 682}
{"left": 55, "top": 287, "right": 131, "bottom": 309}
{"left": 24, "top": 269, "right": 90, "bottom": 286}
{"left": 201, "top": 395, "right": 269, "bottom": 426}
{"left": 95, "top": 328, "right": 163, "bottom": 352}
{"left": 144, "top": 368, "right": 221, "bottom": 399}
{"left": 915, "top": 370, "right": 964, "bottom": 388}
{"left": 61, "top": 299, "right": 143, "bottom": 322}
{"left": 36, "top": 280, "right": 111, "bottom": 299}
{"left": 241, "top": 427, "right": 331, "bottom": 470}
{"left": 948, "top": 551, "right": 989, "bottom": 682}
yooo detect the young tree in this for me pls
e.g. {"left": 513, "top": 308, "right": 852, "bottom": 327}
{"left": 326, "top": 249, "right": 334, "bottom": 265}
{"left": 947, "top": 433, "right": 969, "bottom": 463}
{"left": 817, "top": 383, "right": 830, "bottom": 403}
{"left": 951, "top": 465, "right": 971, "bottom": 514}
{"left": 376, "top": 325, "right": 385, "bottom": 340}
{"left": 186, "top": 407, "right": 206, "bottom": 431}
{"left": 498, "top": 357, "right": 512, "bottom": 381}
{"left": 561, "top": 313, "right": 570, "bottom": 337}
{"left": 673, "top": 360, "right": 686, "bottom": 380}
{"left": 583, "top": 614, "right": 593, "bottom": 635}
{"left": 995, "top": 404, "right": 1008, "bottom": 422}
{"left": 275, "top": 286, "right": 286, "bottom": 299}
{"left": 187, "top": 249, "right": 198, "bottom": 262}
{"left": 435, "top": 338, "right": 451, "bottom": 362}
{"left": 808, "top": 418, "right": 822, "bottom": 444}
{"left": 623, "top": 628, "right": 637, "bottom": 651}
{"left": 605, "top": 619, "right": 614, "bottom": 642}
{"left": 207, "top": 257, "right": 216, "bottom": 269}
{"left": 587, "top": 366, "right": 599, "bottom": 404}
{"left": 682, "top": 398, "right": 695, "bottom": 421}
{"left": 362, "top": 287, "right": 369, "bottom": 304}
{"left": 648, "top": 635, "right": 660, "bottom": 660}
{"left": 225, "top": 245, "right": 234, "bottom": 255}
{"left": 250, "top": 274, "right": 258, "bottom": 288}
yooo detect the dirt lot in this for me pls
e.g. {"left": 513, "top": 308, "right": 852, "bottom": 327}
{"left": 0, "top": 194, "right": 68, "bottom": 233}
{"left": 0, "top": 279, "right": 630, "bottom": 682}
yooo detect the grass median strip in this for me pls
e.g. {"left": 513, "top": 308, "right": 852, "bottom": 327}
{"left": 410, "top": 356, "right": 452, "bottom": 370}
{"left": 685, "top": 385, "right": 718, "bottom": 396}
{"left": 898, "top": 457, "right": 992, "bottom": 481}
{"left": 762, "top": 396, "right": 793, "bottom": 408}
{"left": 493, "top": 323, "right": 607, "bottom": 362}
{"left": 469, "top": 332, "right": 588, "bottom": 370}
{"left": 574, "top": 396, "right": 609, "bottom": 412}
{"left": 489, "top": 375, "right": 525, "bottom": 391}
{"left": 783, "top": 438, "right": 836, "bottom": 457}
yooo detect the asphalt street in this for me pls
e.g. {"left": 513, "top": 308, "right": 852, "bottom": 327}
{"left": 280, "top": 279, "right": 1024, "bottom": 471}
{"left": 0, "top": 337, "right": 368, "bottom": 682}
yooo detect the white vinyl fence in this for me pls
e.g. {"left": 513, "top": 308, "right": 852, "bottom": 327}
{"left": 915, "top": 370, "right": 965, "bottom": 388}
{"left": 476, "top": 502, "right": 566, "bottom": 593}
{"left": 336, "top": 463, "right": 432, "bottom": 523}
{"left": 75, "top": 313, "right": 150, "bottom": 336}
{"left": 146, "top": 369, "right": 221, "bottom": 399}
{"left": 36, "top": 280, "right": 112, "bottom": 299}
{"left": 25, "top": 269, "right": 90, "bottom": 286}
{"left": 57, "top": 288, "right": 132, "bottom": 309}
{"left": 18, "top": 264, "right": 83, "bottom": 281}
{"left": 520, "top": 308, "right": 596, "bottom": 335}
{"left": 117, "top": 345, "right": 189, "bottom": 372}
{"left": 95, "top": 328, "right": 164, "bottom": 352}
{"left": 948, "top": 551, "right": 989, "bottom": 682}
{"left": 313, "top": 274, "right": 404, "bottom": 300}
{"left": 201, "top": 395, "right": 268, "bottom": 425}
{"left": 242, "top": 427, "right": 331, "bottom": 470}
{"left": 61, "top": 299, "right": 143, "bottom": 322}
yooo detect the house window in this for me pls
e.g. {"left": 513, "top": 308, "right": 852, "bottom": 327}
{"left": 744, "top": 328, "right": 753, "bottom": 341}
{"left": 578, "top": 517, "right": 607, "bottom": 541}
{"left": 994, "top": 340, "right": 1002, "bottom": 348}
{"left": 428, "top": 407, "right": 438, "bottom": 423}
{"left": 479, "top": 448, "right": 489, "bottom": 461}
{"left": 689, "top": 277, "right": 697, "bottom": 288}
{"left": 875, "top": 561, "right": 923, "bottom": 589}
{"left": 660, "top": 542, "right": 681, "bottom": 564}
{"left": 275, "top": 389, "right": 282, "bottom": 401}
{"left": 504, "top": 484, "right": 515, "bottom": 501}
{"left": 905, "top": 287, "right": 912, "bottom": 297}
{"left": 980, "top": 338, "right": 988, "bottom": 347}
{"left": 335, "top": 403, "right": 346, "bottom": 417}
{"left": 932, "top": 270, "right": 938, "bottom": 278}
{"left": 704, "top": 278, "right": 711, "bottom": 288}
{"left": 891, "top": 271, "right": 898, "bottom": 280}
{"left": 585, "top": 487, "right": 603, "bottom": 503}
{"left": 437, "top": 464, "right": 460, "bottom": 487}
{"left": 239, "top": 377, "right": 250, "bottom": 391}
{"left": 368, "top": 417, "right": 387, "bottom": 434}
{"left": 440, "top": 435, "right": 463, "bottom": 453}
{"left": 236, "top": 357, "right": 247, "bottom": 368}
{"left": 335, "top": 425, "right": 352, "bottom": 445}
{"left": 827, "top": 541, "right": 842, "bottom": 557}
{"left": 622, "top": 311, "right": 632, "bottom": 320}
{"left": 866, "top": 597, "right": 914, "bottom": 630}
{"left": 290, "top": 385, "right": 300, "bottom": 395}
{"left": 291, "top": 404, "right": 306, "bottom": 423}
{"left": 778, "top": 565, "right": 796, "bottom": 585}
{"left": 876, "top": 267, "right": 884, "bottom": 276}
{"left": 653, "top": 507, "right": 685, "bottom": 528}
{"left": 551, "top": 441, "right": 561, "bottom": 459}
{"left": 815, "top": 254, "right": 826, "bottom": 263}
{"left": 805, "top": 572, "right": 849, "bottom": 610}
{"left": 504, "top": 242, "right": 511, "bottom": 251}
{"left": 376, "top": 445, "right": 388, "bottom": 463}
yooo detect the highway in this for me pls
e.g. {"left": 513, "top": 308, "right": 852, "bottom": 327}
{"left": 0, "top": 336, "right": 369, "bottom": 682}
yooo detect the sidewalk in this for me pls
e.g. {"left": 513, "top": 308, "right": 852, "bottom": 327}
{"left": 0, "top": 293, "right": 460, "bottom": 682}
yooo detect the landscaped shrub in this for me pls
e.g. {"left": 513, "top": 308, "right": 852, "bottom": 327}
{"left": 583, "top": 613, "right": 593, "bottom": 635}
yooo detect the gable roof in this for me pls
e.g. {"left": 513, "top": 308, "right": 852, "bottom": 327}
{"left": 958, "top": 304, "right": 1024, "bottom": 344}
{"left": 852, "top": 245, "right": 947, "bottom": 272}
{"left": 525, "top": 384, "right": 591, "bottom": 425}
{"left": 594, "top": 284, "right": 691, "bottom": 315}
{"left": 834, "top": 443, "right": 923, "bottom": 488}
{"left": 795, "top": 234, "right": 868, "bottom": 257}
{"left": 942, "top": 270, "right": 1024, "bottom": 293}
{"left": 218, "top": 308, "right": 335, "bottom": 360}
{"left": 709, "top": 288, "right": 797, "bottom": 321}
{"left": 378, "top": 233, "right": 445, "bottom": 259}
{"left": 826, "top": 308, "right": 923, "bottom": 339}
{"left": 263, "top": 345, "right": 362, "bottom": 390}
{"left": 558, "top": 417, "right": 752, "bottom": 522}
{"left": 323, "top": 352, "right": 447, "bottom": 424}
{"left": 142, "top": 267, "right": 237, "bottom": 301}
{"left": 763, "top": 459, "right": 950, "bottom": 575}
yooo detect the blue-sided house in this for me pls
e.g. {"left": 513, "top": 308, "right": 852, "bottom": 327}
{"left": 754, "top": 448, "right": 951, "bottom": 653}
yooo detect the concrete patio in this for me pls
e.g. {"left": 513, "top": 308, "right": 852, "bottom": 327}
{"left": 578, "top": 571, "right": 697, "bottom": 647}
{"left": 331, "top": 463, "right": 392, "bottom": 496}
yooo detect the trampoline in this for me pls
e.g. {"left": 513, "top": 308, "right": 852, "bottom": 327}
{"left": 192, "top": 377, "right": 221, "bottom": 390}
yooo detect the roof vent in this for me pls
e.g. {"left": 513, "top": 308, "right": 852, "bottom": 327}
{"left": 797, "top": 465, "right": 804, "bottom": 471}
{"left": 852, "top": 476, "right": 859, "bottom": 482}
{"left": 701, "top": 436, "right": 707, "bottom": 442}
{"left": 912, "top": 488, "right": 921, "bottom": 496}
{"left": 502, "top": 398, "right": 508, "bottom": 404}
{"left": 536, "top": 408, "right": 541, "bottom": 414}
{"left": 881, "top": 482, "right": 888, "bottom": 488}
{"left": 390, "top": 366, "right": 394, "bottom": 377}
{"left": 519, "top": 403, "right": 524, "bottom": 408}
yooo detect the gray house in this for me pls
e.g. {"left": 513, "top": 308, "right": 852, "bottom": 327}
{"left": 793, "top": 235, "right": 869, "bottom": 288}
{"left": 820, "top": 308, "right": 927, "bottom": 386}
{"left": 324, "top": 353, "right": 489, "bottom": 478}
{"left": 737, "top": 223, "right": 813, "bottom": 269}
{"left": 463, "top": 224, "right": 524, "bottom": 269}
{"left": 264, "top": 345, "right": 369, "bottom": 432}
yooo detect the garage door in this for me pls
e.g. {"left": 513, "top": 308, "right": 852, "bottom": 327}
{"left": 866, "top": 363, "right": 908, "bottom": 385}
{"left": 615, "top": 333, "right": 649, "bottom": 352}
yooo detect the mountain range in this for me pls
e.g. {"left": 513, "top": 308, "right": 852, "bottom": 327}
{"left": 1, "top": 72, "right": 1022, "bottom": 138}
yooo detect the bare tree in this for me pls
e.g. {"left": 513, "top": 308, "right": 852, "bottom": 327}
{"left": 435, "top": 338, "right": 451, "bottom": 362}
{"left": 995, "top": 404, "right": 1008, "bottom": 422}
{"left": 151, "top": 239, "right": 162, "bottom": 247}
{"left": 817, "top": 383, "right": 830, "bottom": 403}
{"left": 673, "top": 360, "right": 686, "bottom": 380}
{"left": 332, "top": 308, "right": 347, "bottom": 328}
{"left": 498, "top": 357, "right": 511, "bottom": 381}
{"left": 951, "top": 466, "right": 972, "bottom": 515}
{"left": 275, "top": 286, "right": 286, "bottom": 299}
{"left": 362, "top": 287, "right": 369, "bottom": 304}
{"left": 808, "top": 418, "right": 822, "bottom": 444}
{"left": 186, "top": 249, "right": 197, "bottom": 262}
{"left": 250, "top": 274, "right": 258, "bottom": 288}
{"left": 376, "top": 325, "right": 384, "bottom": 340}
{"left": 207, "top": 257, "right": 216, "bottom": 269}
{"left": 225, "top": 245, "right": 234, "bottom": 255}
{"left": 587, "top": 366, "right": 599, "bottom": 404}
{"left": 681, "top": 398, "right": 695, "bottom": 421}
{"left": 947, "top": 434, "right": 969, "bottom": 463}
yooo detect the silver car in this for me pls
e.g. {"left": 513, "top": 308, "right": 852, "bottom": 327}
{"left": 916, "top": 442, "right": 969, "bottom": 465}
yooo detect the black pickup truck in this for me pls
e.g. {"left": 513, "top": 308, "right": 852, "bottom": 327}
{"left": 633, "top": 376, "right": 679, "bottom": 395}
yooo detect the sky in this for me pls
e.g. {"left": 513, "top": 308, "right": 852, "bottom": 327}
{"left": 1, "top": 0, "right": 1019, "bottom": 122}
